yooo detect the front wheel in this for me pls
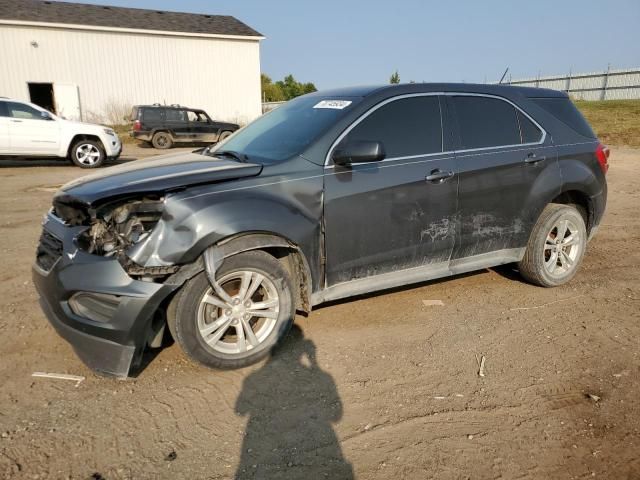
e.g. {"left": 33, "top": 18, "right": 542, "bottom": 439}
{"left": 70, "top": 139, "right": 105, "bottom": 168}
{"left": 169, "top": 251, "right": 295, "bottom": 369}
{"left": 518, "top": 204, "right": 587, "bottom": 287}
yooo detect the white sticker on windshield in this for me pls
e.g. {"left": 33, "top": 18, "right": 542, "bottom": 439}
{"left": 313, "top": 100, "right": 352, "bottom": 110}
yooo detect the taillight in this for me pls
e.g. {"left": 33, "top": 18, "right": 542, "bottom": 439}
{"left": 133, "top": 120, "right": 141, "bottom": 132}
{"left": 595, "top": 143, "right": 610, "bottom": 174}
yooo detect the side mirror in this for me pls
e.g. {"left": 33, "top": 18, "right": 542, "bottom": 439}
{"left": 40, "top": 111, "right": 53, "bottom": 120}
{"left": 333, "top": 140, "right": 385, "bottom": 166}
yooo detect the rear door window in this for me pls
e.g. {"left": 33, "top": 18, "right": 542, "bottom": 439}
{"left": 165, "top": 109, "right": 186, "bottom": 123}
{"left": 517, "top": 110, "right": 543, "bottom": 144}
{"left": 142, "top": 108, "right": 163, "bottom": 123}
{"left": 451, "top": 96, "right": 521, "bottom": 149}
{"left": 0, "top": 102, "right": 8, "bottom": 117}
{"left": 342, "top": 96, "right": 443, "bottom": 158}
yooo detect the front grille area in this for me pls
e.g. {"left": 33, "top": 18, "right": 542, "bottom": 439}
{"left": 36, "top": 230, "right": 63, "bottom": 271}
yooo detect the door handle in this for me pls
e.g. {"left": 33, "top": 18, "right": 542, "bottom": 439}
{"left": 10, "top": 119, "right": 23, "bottom": 123}
{"left": 524, "top": 153, "right": 546, "bottom": 164}
{"left": 426, "top": 170, "right": 454, "bottom": 183}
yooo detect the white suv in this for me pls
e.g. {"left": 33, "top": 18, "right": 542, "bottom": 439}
{"left": 0, "top": 98, "right": 121, "bottom": 168}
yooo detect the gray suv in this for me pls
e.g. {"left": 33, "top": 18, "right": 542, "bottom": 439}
{"left": 34, "top": 83, "right": 608, "bottom": 377}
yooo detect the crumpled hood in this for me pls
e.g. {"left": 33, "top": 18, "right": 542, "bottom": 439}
{"left": 56, "top": 152, "right": 263, "bottom": 206}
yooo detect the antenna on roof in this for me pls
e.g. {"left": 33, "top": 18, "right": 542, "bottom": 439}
{"left": 498, "top": 67, "right": 509, "bottom": 84}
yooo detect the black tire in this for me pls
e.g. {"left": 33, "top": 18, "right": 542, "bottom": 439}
{"left": 69, "top": 139, "right": 106, "bottom": 168}
{"left": 170, "top": 250, "right": 295, "bottom": 370}
{"left": 218, "top": 131, "right": 233, "bottom": 142}
{"left": 518, "top": 203, "right": 587, "bottom": 287}
{"left": 152, "top": 131, "right": 173, "bottom": 149}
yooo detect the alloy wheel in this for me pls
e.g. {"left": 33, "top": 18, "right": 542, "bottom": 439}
{"left": 196, "top": 270, "right": 280, "bottom": 354}
{"left": 543, "top": 218, "right": 582, "bottom": 276}
{"left": 75, "top": 143, "right": 101, "bottom": 166}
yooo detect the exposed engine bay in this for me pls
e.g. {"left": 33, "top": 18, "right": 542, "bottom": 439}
{"left": 54, "top": 196, "right": 178, "bottom": 279}
{"left": 82, "top": 198, "right": 165, "bottom": 257}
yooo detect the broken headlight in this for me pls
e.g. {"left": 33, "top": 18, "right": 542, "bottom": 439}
{"left": 78, "top": 197, "right": 164, "bottom": 258}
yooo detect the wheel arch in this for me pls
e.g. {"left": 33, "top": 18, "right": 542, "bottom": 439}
{"left": 151, "top": 128, "right": 173, "bottom": 136}
{"left": 550, "top": 189, "right": 594, "bottom": 235}
{"left": 67, "top": 134, "right": 104, "bottom": 158}
{"left": 204, "top": 232, "right": 313, "bottom": 313}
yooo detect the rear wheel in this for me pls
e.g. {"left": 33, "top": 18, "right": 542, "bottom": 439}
{"left": 218, "top": 131, "right": 233, "bottom": 142}
{"left": 518, "top": 204, "right": 587, "bottom": 287}
{"left": 170, "top": 251, "right": 295, "bottom": 369}
{"left": 69, "top": 139, "right": 105, "bottom": 168}
{"left": 152, "top": 131, "right": 173, "bottom": 149}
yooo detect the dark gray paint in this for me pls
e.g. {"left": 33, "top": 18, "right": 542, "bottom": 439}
{"left": 34, "top": 83, "right": 608, "bottom": 376}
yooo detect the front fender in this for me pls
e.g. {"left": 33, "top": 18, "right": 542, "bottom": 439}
{"left": 127, "top": 173, "right": 324, "bottom": 290}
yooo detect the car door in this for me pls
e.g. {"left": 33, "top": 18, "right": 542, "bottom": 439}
{"left": 0, "top": 102, "right": 9, "bottom": 154}
{"left": 447, "top": 94, "right": 553, "bottom": 261}
{"left": 6, "top": 101, "right": 60, "bottom": 155}
{"left": 188, "top": 110, "right": 216, "bottom": 143}
{"left": 323, "top": 95, "right": 458, "bottom": 286}
{"left": 164, "top": 108, "right": 188, "bottom": 141}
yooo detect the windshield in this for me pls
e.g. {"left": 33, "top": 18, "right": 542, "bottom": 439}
{"left": 209, "top": 95, "right": 360, "bottom": 162}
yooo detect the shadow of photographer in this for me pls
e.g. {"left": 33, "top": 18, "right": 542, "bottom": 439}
{"left": 234, "top": 324, "right": 354, "bottom": 479}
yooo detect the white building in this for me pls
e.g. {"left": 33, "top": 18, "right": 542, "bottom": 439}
{"left": 0, "top": 0, "right": 264, "bottom": 124}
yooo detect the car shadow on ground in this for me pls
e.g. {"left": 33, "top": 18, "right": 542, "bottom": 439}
{"left": 232, "top": 324, "right": 354, "bottom": 479}
{"left": 315, "top": 269, "right": 487, "bottom": 310}
{"left": 315, "top": 265, "right": 529, "bottom": 311}
{"left": 0, "top": 156, "right": 137, "bottom": 168}
{"left": 135, "top": 141, "right": 214, "bottom": 150}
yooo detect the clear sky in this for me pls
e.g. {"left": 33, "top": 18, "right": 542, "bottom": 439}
{"left": 63, "top": 0, "right": 640, "bottom": 89}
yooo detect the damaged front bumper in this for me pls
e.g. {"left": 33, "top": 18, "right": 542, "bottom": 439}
{"left": 32, "top": 212, "right": 179, "bottom": 377}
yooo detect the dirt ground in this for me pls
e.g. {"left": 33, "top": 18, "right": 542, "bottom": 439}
{"left": 0, "top": 146, "right": 639, "bottom": 480}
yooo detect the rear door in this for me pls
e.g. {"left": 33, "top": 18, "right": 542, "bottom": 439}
{"left": 165, "top": 108, "right": 189, "bottom": 141}
{"left": 447, "top": 94, "right": 553, "bottom": 261}
{"left": 323, "top": 95, "right": 458, "bottom": 286}
{"left": 6, "top": 101, "right": 60, "bottom": 155}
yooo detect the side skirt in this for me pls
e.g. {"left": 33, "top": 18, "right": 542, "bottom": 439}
{"left": 310, "top": 248, "right": 525, "bottom": 306}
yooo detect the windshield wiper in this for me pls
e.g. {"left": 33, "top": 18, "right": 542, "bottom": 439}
{"left": 212, "top": 150, "right": 248, "bottom": 163}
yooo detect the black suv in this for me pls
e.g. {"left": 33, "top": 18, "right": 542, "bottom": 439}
{"left": 130, "top": 104, "right": 239, "bottom": 149}
{"left": 34, "top": 84, "right": 608, "bottom": 377}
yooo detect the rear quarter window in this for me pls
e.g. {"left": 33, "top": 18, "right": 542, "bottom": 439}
{"left": 531, "top": 98, "right": 595, "bottom": 139}
{"left": 0, "top": 102, "right": 8, "bottom": 117}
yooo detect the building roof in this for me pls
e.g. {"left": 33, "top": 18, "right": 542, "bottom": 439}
{"left": 0, "top": 0, "right": 263, "bottom": 38}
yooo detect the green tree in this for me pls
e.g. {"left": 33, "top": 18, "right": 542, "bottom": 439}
{"left": 261, "top": 73, "right": 318, "bottom": 102}
{"left": 261, "top": 74, "right": 285, "bottom": 102}
{"left": 390, "top": 70, "right": 401, "bottom": 84}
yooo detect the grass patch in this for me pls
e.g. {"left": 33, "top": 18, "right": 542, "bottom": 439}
{"left": 574, "top": 100, "right": 640, "bottom": 147}
{"left": 110, "top": 123, "right": 136, "bottom": 144}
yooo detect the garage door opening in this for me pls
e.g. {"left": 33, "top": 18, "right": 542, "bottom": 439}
{"left": 28, "top": 83, "right": 56, "bottom": 114}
